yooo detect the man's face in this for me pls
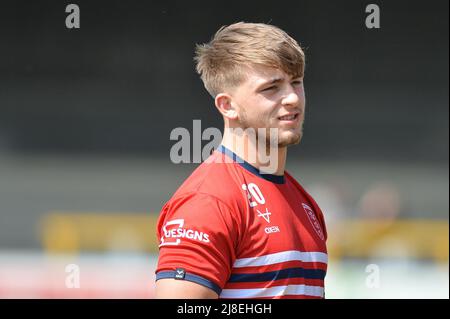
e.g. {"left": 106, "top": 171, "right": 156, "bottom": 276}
{"left": 230, "top": 64, "right": 305, "bottom": 148}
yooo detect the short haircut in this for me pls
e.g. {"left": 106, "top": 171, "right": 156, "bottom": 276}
{"left": 194, "top": 22, "right": 305, "bottom": 97}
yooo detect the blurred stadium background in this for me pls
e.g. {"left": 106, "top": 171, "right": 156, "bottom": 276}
{"left": 0, "top": 0, "right": 448, "bottom": 298}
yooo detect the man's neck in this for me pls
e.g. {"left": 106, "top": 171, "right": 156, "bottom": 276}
{"left": 221, "top": 128, "right": 287, "bottom": 176}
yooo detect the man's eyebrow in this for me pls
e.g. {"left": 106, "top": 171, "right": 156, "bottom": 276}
{"left": 266, "top": 77, "right": 283, "bottom": 84}
{"left": 256, "top": 76, "right": 303, "bottom": 90}
{"left": 256, "top": 77, "right": 283, "bottom": 90}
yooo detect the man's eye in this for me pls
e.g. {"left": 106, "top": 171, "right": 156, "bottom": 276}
{"left": 292, "top": 80, "right": 303, "bottom": 85}
{"left": 262, "top": 86, "right": 277, "bottom": 91}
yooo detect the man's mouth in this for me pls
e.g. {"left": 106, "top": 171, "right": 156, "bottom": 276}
{"left": 278, "top": 113, "right": 299, "bottom": 121}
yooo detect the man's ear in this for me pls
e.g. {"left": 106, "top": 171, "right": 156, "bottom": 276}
{"left": 215, "top": 93, "right": 238, "bottom": 120}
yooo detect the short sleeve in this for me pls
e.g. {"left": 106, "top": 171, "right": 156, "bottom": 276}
{"left": 155, "top": 192, "right": 240, "bottom": 295}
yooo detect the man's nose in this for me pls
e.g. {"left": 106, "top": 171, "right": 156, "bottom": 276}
{"left": 281, "top": 86, "right": 301, "bottom": 107}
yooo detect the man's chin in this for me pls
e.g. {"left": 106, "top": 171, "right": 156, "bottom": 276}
{"left": 277, "top": 133, "right": 302, "bottom": 147}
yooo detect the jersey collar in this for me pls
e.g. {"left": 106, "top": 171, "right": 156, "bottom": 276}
{"left": 217, "top": 145, "right": 285, "bottom": 184}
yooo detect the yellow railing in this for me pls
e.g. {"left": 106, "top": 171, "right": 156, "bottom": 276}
{"left": 326, "top": 219, "right": 449, "bottom": 263}
{"left": 40, "top": 212, "right": 160, "bottom": 253}
{"left": 40, "top": 212, "right": 449, "bottom": 263}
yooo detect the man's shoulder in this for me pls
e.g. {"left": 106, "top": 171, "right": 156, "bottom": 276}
{"left": 169, "top": 154, "right": 245, "bottom": 208}
{"left": 284, "top": 170, "right": 305, "bottom": 189}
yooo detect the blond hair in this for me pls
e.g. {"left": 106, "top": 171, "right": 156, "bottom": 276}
{"left": 194, "top": 22, "right": 305, "bottom": 97}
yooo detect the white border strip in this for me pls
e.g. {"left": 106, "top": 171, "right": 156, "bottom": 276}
{"left": 220, "top": 284, "right": 324, "bottom": 298}
{"left": 233, "top": 250, "right": 328, "bottom": 268}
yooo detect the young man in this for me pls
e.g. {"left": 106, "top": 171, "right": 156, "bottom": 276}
{"left": 155, "top": 22, "right": 328, "bottom": 299}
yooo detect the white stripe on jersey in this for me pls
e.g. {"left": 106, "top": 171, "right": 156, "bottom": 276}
{"left": 220, "top": 284, "right": 324, "bottom": 298}
{"left": 233, "top": 250, "right": 328, "bottom": 268}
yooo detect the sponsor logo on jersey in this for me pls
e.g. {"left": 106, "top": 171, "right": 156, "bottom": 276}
{"left": 159, "top": 219, "right": 210, "bottom": 247}
{"left": 257, "top": 208, "right": 272, "bottom": 223}
{"left": 302, "top": 203, "right": 325, "bottom": 241}
{"left": 264, "top": 226, "right": 280, "bottom": 234}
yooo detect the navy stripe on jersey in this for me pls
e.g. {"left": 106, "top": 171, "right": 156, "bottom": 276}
{"left": 228, "top": 267, "right": 326, "bottom": 283}
{"left": 217, "top": 145, "right": 285, "bottom": 184}
{"left": 156, "top": 271, "right": 222, "bottom": 295}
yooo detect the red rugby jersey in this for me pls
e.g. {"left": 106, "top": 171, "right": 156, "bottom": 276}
{"left": 155, "top": 145, "right": 328, "bottom": 299}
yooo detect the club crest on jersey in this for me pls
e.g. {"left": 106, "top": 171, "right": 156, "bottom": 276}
{"left": 302, "top": 203, "right": 325, "bottom": 241}
{"left": 159, "top": 219, "right": 210, "bottom": 247}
